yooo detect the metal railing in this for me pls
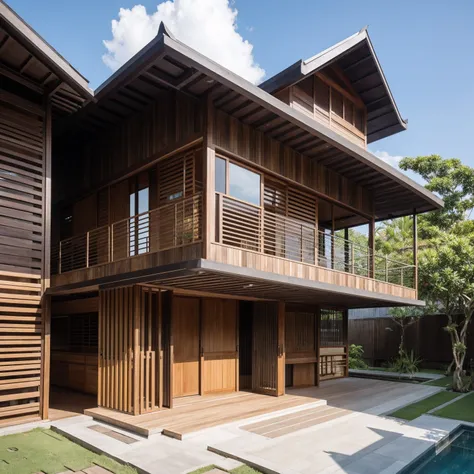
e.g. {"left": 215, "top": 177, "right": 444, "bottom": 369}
{"left": 52, "top": 193, "right": 202, "bottom": 275}
{"left": 217, "top": 193, "right": 415, "bottom": 289}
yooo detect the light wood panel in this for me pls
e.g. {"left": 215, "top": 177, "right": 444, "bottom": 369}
{"left": 98, "top": 286, "right": 161, "bottom": 415}
{"left": 173, "top": 296, "right": 200, "bottom": 398}
{"left": 209, "top": 243, "right": 417, "bottom": 300}
{"left": 201, "top": 298, "right": 237, "bottom": 394}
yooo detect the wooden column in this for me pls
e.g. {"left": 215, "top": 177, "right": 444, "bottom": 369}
{"left": 344, "top": 227, "right": 350, "bottom": 272}
{"left": 315, "top": 307, "right": 321, "bottom": 387}
{"left": 40, "top": 96, "right": 52, "bottom": 420}
{"left": 40, "top": 294, "right": 51, "bottom": 420}
{"left": 331, "top": 205, "right": 335, "bottom": 269}
{"left": 368, "top": 216, "right": 375, "bottom": 278}
{"left": 203, "top": 95, "right": 215, "bottom": 258}
{"left": 413, "top": 210, "right": 418, "bottom": 296}
{"left": 277, "top": 301, "right": 285, "bottom": 396}
{"left": 343, "top": 309, "right": 349, "bottom": 377}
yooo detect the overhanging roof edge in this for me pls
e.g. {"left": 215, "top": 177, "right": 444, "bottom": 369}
{"left": 0, "top": 1, "right": 93, "bottom": 98}
{"left": 159, "top": 34, "right": 443, "bottom": 212}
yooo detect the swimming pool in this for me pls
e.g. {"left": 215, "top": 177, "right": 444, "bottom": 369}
{"left": 405, "top": 426, "right": 474, "bottom": 473}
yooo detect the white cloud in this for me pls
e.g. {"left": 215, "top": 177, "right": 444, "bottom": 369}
{"left": 102, "top": 0, "right": 265, "bottom": 84}
{"left": 372, "top": 150, "right": 404, "bottom": 169}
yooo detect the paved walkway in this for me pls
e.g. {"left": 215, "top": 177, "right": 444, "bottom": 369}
{"left": 51, "top": 378, "right": 446, "bottom": 474}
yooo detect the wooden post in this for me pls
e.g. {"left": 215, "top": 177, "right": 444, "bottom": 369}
{"left": 350, "top": 244, "right": 355, "bottom": 274}
{"left": 58, "top": 241, "right": 62, "bottom": 274}
{"left": 413, "top": 210, "right": 418, "bottom": 295}
{"left": 344, "top": 227, "right": 349, "bottom": 272}
{"left": 203, "top": 95, "right": 215, "bottom": 258}
{"left": 331, "top": 205, "right": 335, "bottom": 270}
{"left": 343, "top": 309, "right": 349, "bottom": 377}
{"left": 40, "top": 294, "right": 51, "bottom": 420}
{"left": 111, "top": 224, "right": 114, "bottom": 262}
{"left": 368, "top": 216, "right": 375, "bottom": 278}
{"left": 86, "top": 231, "right": 90, "bottom": 268}
{"left": 133, "top": 286, "right": 141, "bottom": 415}
{"left": 315, "top": 307, "right": 321, "bottom": 387}
{"left": 277, "top": 301, "right": 285, "bottom": 396}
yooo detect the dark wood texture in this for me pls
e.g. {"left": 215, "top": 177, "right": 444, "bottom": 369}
{"left": 0, "top": 80, "right": 46, "bottom": 424}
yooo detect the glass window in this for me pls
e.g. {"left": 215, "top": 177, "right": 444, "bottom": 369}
{"left": 215, "top": 157, "right": 226, "bottom": 193}
{"left": 229, "top": 163, "right": 261, "bottom": 206}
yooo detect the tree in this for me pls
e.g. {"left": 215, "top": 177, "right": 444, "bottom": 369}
{"left": 387, "top": 306, "right": 425, "bottom": 358}
{"left": 419, "top": 233, "right": 474, "bottom": 392}
{"left": 400, "top": 155, "right": 474, "bottom": 238}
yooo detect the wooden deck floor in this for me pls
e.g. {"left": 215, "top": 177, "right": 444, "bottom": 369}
{"left": 85, "top": 389, "right": 323, "bottom": 438}
{"left": 85, "top": 378, "right": 422, "bottom": 439}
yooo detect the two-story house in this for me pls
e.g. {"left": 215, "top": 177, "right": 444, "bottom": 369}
{"left": 0, "top": 3, "right": 442, "bottom": 432}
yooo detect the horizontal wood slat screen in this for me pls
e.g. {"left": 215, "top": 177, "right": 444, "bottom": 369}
{"left": 0, "top": 93, "right": 45, "bottom": 424}
{"left": 216, "top": 176, "right": 415, "bottom": 289}
{"left": 99, "top": 286, "right": 162, "bottom": 415}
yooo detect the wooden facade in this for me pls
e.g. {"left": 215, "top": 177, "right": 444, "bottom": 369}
{"left": 1, "top": 4, "right": 443, "bottom": 425}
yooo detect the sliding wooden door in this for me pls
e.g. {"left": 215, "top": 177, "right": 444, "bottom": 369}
{"left": 252, "top": 302, "right": 280, "bottom": 395}
{"left": 201, "top": 299, "right": 237, "bottom": 394}
{"left": 173, "top": 297, "right": 200, "bottom": 397}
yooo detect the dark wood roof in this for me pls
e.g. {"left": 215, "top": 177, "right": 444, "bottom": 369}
{"left": 260, "top": 28, "right": 407, "bottom": 143}
{"left": 0, "top": 1, "right": 93, "bottom": 115}
{"left": 57, "top": 23, "right": 443, "bottom": 221}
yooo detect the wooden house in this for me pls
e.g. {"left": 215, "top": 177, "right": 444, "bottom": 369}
{"left": 0, "top": 6, "right": 442, "bottom": 429}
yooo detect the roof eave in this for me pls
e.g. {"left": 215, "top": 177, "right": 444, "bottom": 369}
{"left": 159, "top": 33, "right": 443, "bottom": 213}
{"left": 0, "top": 1, "right": 93, "bottom": 99}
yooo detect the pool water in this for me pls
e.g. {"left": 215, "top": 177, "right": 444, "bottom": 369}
{"left": 410, "top": 429, "right": 474, "bottom": 473}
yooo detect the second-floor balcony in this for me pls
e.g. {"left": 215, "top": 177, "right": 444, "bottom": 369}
{"left": 51, "top": 190, "right": 415, "bottom": 299}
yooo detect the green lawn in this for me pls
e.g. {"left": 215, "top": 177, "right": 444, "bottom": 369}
{"left": 389, "top": 391, "right": 461, "bottom": 421}
{"left": 0, "top": 428, "right": 137, "bottom": 474}
{"left": 433, "top": 392, "right": 474, "bottom": 422}
{"left": 424, "top": 375, "right": 472, "bottom": 389}
{"left": 189, "top": 464, "right": 261, "bottom": 474}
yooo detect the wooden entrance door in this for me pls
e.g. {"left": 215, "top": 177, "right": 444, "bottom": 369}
{"left": 173, "top": 297, "right": 200, "bottom": 397}
{"left": 201, "top": 299, "right": 238, "bottom": 394}
{"left": 252, "top": 302, "right": 284, "bottom": 396}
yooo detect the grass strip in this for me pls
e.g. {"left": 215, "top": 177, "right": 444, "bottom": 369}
{"left": 433, "top": 392, "right": 474, "bottom": 422}
{"left": 390, "top": 391, "right": 460, "bottom": 421}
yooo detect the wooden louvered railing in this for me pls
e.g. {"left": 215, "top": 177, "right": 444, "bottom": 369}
{"left": 216, "top": 193, "right": 415, "bottom": 289}
{"left": 52, "top": 193, "right": 202, "bottom": 275}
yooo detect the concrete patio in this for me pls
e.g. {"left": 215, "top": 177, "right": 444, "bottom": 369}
{"left": 48, "top": 378, "right": 452, "bottom": 474}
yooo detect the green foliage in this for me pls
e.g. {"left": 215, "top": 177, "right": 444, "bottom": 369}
{"left": 348, "top": 344, "right": 368, "bottom": 369}
{"left": 400, "top": 155, "right": 474, "bottom": 237}
{"left": 389, "top": 350, "right": 422, "bottom": 375}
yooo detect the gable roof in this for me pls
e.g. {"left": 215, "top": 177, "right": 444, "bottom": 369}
{"left": 60, "top": 23, "right": 443, "bottom": 220}
{"left": 260, "top": 28, "right": 406, "bottom": 143}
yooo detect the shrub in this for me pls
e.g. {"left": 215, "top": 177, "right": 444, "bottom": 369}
{"left": 390, "top": 350, "right": 421, "bottom": 376}
{"left": 348, "top": 344, "right": 368, "bottom": 369}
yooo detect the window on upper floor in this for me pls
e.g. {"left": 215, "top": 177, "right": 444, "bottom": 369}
{"left": 215, "top": 157, "right": 261, "bottom": 206}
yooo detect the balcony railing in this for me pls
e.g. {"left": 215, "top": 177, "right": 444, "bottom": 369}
{"left": 216, "top": 193, "right": 415, "bottom": 289}
{"left": 52, "top": 193, "right": 202, "bottom": 275}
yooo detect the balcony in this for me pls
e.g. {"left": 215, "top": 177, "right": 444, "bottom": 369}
{"left": 52, "top": 193, "right": 202, "bottom": 276}
{"left": 51, "top": 191, "right": 416, "bottom": 301}
{"left": 210, "top": 193, "right": 416, "bottom": 299}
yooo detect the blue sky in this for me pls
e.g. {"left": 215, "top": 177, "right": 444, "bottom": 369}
{"left": 8, "top": 0, "right": 474, "bottom": 169}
